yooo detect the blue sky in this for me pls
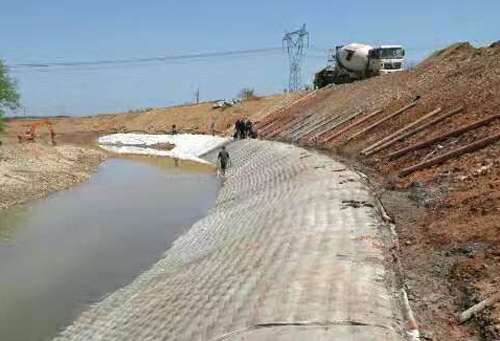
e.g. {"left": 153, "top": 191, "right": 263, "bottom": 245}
{"left": 1, "top": 0, "right": 498, "bottom": 116}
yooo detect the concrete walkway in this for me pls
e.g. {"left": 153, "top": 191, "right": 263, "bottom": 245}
{"left": 54, "top": 140, "right": 404, "bottom": 341}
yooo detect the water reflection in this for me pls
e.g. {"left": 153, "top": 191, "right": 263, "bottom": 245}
{"left": 113, "top": 153, "right": 215, "bottom": 173}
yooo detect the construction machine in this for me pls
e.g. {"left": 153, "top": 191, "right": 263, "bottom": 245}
{"left": 18, "top": 119, "right": 56, "bottom": 145}
{"left": 314, "top": 43, "right": 405, "bottom": 88}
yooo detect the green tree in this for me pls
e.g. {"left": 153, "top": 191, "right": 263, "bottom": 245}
{"left": 0, "top": 60, "right": 21, "bottom": 132}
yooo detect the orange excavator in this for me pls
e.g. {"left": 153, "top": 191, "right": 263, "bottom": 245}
{"left": 18, "top": 119, "right": 56, "bottom": 145}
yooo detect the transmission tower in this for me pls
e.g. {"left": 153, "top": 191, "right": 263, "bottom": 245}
{"left": 283, "top": 24, "right": 309, "bottom": 92}
{"left": 194, "top": 87, "right": 200, "bottom": 104}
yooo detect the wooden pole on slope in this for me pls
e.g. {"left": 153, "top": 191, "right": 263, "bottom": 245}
{"left": 389, "top": 114, "right": 500, "bottom": 160}
{"left": 346, "top": 101, "right": 417, "bottom": 142}
{"left": 362, "top": 107, "right": 442, "bottom": 156}
{"left": 322, "top": 109, "right": 383, "bottom": 143}
{"left": 400, "top": 130, "right": 500, "bottom": 177}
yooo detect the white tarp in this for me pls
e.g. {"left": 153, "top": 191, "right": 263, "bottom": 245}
{"left": 98, "top": 133, "right": 228, "bottom": 164}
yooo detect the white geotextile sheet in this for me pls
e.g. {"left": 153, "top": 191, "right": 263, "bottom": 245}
{"left": 99, "top": 133, "right": 228, "bottom": 164}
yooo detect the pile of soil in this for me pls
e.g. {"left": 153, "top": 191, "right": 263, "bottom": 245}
{"left": 258, "top": 42, "right": 500, "bottom": 340}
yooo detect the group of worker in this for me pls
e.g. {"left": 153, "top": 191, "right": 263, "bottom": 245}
{"left": 217, "top": 118, "right": 257, "bottom": 177}
{"left": 234, "top": 119, "right": 255, "bottom": 139}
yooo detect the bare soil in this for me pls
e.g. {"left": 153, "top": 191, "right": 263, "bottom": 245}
{"left": 0, "top": 142, "right": 106, "bottom": 210}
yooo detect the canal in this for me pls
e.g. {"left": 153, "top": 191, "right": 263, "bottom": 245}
{"left": 0, "top": 157, "right": 219, "bottom": 341}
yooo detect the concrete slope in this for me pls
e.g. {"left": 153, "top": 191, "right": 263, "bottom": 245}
{"left": 54, "top": 140, "right": 403, "bottom": 341}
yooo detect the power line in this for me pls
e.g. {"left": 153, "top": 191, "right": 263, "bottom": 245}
{"left": 8, "top": 47, "right": 283, "bottom": 70}
{"left": 9, "top": 50, "right": 297, "bottom": 75}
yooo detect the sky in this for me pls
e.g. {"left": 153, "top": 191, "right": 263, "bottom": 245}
{"left": 0, "top": 0, "right": 498, "bottom": 117}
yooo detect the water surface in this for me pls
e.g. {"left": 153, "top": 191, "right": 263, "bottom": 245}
{"left": 0, "top": 158, "right": 219, "bottom": 341}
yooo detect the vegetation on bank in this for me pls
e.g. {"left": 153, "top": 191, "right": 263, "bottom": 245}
{"left": 0, "top": 60, "right": 20, "bottom": 132}
{"left": 238, "top": 87, "right": 256, "bottom": 100}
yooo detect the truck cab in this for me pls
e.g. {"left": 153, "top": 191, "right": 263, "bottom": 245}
{"left": 314, "top": 43, "right": 406, "bottom": 88}
{"left": 368, "top": 45, "right": 405, "bottom": 75}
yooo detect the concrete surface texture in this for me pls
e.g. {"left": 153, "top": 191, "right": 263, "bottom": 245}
{"left": 53, "top": 139, "right": 404, "bottom": 341}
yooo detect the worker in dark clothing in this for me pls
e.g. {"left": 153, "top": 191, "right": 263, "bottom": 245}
{"left": 241, "top": 119, "right": 248, "bottom": 139}
{"left": 234, "top": 119, "right": 241, "bottom": 139}
{"left": 245, "top": 119, "right": 254, "bottom": 138}
{"left": 171, "top": 124, "right": 178, "bottom": 135}
{"left": 217, "top": 146, "right": 231, "bottom": 176}
{"left": 239, "top": 120, "right": 245, "bottom": 139}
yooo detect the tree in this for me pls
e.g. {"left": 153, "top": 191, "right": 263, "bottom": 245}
{"left": 0, "top": 60, "right": 21, "bottom": 132}
{"left": 238, "top": 87, "right": 255, "bottom": 100}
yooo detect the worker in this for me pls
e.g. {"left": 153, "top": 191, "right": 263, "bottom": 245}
{"left": 171, "top": 124, "right": 178, "bottom": 135}
{"left": 234, "top": 119, "right": 242, "bottom": 139}
{"left": 240, "top": 119, "right": 246, "bottom": 139}
{"left": 217, "top": 145, "right": 231, "bottom": 176}
{"left": 49, "top": 128, "right": 56, "bottom": 146}
{"left": 245, "top": 119, "right": 254, "bottom": 138}
{"left": 211, "top": 121, "right": 216, "bottom": 136}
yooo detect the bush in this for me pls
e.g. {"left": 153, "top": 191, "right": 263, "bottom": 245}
{"left": 238, "top": 87, "right": 256, "bottom": 100}
{"left": 0, "top": 60, "right": 21, "bottom": 131}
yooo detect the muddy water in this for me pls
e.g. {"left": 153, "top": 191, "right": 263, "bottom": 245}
{"left": 0, "top": 158, "right": 219, "bottom": 341}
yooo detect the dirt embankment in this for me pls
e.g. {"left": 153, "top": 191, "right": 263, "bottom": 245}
{"left": 256, "top": 42, "right": 500, "bottom": 340}
{"left": 4, "top": 94, "right": 293, "bottom": 146}
{"left": 0, "top": 143, "right": 106, "bottom": 210}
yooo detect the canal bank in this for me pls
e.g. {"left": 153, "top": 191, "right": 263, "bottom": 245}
{"left": 0, "top": 143, "right": 106, "bottom": 210}
{"left": 54, "top": 139, "right": 409, "bottom": 341}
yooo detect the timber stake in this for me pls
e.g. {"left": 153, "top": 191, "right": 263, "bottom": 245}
{"left": 370, "top": 106, "right": 464, "bottom": 155}
{"left": 322, "top": 109, "right": 383, "bottom": 143}
{"left": 459, "top": 292, "right": 500, "bottom": 324}
{"left": 400, "top": 130, "right": 500, "bottom": 177}
{"left": 389, "top": 114, "right": 500, "bottom": 160}
{"left": 346, "top": 101, "right": 417, "bottom": 142}
{"left": 362, "top": 107, "right": 442, "bottom": 156}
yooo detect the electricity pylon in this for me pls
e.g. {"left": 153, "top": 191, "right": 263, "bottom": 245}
{"left": 283, "top": 24, "right": 309, "bottom": 92}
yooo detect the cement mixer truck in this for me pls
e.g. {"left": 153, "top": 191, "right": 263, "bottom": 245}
{"left": 314, "top": 43, "right": 405, "bottom": 88}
